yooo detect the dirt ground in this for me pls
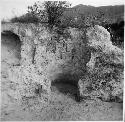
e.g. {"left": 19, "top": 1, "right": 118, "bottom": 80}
{"left": 0, "top": 32, "right": 123, "bottom": 121}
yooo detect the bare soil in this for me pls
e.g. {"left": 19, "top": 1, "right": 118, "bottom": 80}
{"left": 0, "top": 33, "right": 123, "bottom": 121}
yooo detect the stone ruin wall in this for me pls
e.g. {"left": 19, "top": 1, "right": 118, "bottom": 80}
{"left": 78, "top": 25, "right": 124, "bottom": 102}
{"left": 3, "top": 23, "right": 123, "bottom": 102}
{"left": 6, "top": 24, "right": 91, "bottom": 101}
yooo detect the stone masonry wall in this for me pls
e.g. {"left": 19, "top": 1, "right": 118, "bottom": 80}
{"left": 7, "top": 24, "right": 90, "bottom": 101}
{"left": 4, "top": 23, "right": 123, "bottom": 102}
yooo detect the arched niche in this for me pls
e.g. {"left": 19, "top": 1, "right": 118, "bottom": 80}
{"left": 1, "top": 30, "right": 22, "bottom": 65}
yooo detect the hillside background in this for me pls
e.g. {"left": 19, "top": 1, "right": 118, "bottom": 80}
{"left": 8, "top": 4, "right": 124, "bottom": 24}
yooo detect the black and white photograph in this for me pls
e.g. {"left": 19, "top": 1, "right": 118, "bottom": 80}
{"left": 0, "top": 0, "right": 124, "bottom": 121}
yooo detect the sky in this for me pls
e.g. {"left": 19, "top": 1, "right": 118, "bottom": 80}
{"left": 0, "top": 0, "right": 124, "bottom": 20}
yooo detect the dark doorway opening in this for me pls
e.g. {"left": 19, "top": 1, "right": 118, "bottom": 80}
{"left": 51, "top": 73, "right": 81, "bottom": 102}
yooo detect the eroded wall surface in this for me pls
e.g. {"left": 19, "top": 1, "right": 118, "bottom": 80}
{"left": 2, "top": 23, "right": 123, "bottom": 102}
{"left": 2, "top": 24, "right": 91, "bottom": 101}
{"left": 78, "top": 25, "right": 124, "bottom": 102}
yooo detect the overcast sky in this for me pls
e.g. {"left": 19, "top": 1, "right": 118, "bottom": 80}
{"left": 0, "top": 0, "right": 124, "bottom": 20}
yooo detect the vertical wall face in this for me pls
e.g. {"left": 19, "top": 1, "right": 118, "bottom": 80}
{"left": 78, "top": 25, "right": 124, "bottom": 102}
{"left": 1, "top": 24, "right": 124, "bottom": 103}
{"left": 20, "top": 37, "right": 35, "bottom": 65}
{"left": 1, "top": 24, "right": 40, "bottom": 100}
{"left": 1, "top": 24, "right": 93, "bottom": 102}
{"left": 1, "top": 24, "right": 91, "bottom": 101}
{"left": 33, "top": 27, "right": 91, "bottom": 87}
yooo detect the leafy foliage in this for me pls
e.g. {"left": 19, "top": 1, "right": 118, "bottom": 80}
{"left": 10, "top": 13, "right": 40, "bottom": 24}
{"left": 60, "top": 10, "right": 110, "bottom": 29}
{"left": 28, "top": 1, "right": 71, "bottom": 28}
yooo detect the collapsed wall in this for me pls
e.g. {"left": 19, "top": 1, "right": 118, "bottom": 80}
{"left": 33, "top": 27, "right": 91, "bottom": 95}
{"left": 78, "top": 25, "right": 124, "bottom": 102}
{"left": 6, "top": 24, "right": 123, "bottom": 103}
{"left": 7, "top": 24, "right": 91, "bottom": 101}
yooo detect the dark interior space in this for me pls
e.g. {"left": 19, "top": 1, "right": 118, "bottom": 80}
{"left": 1, "top": 31, "right": 21, "bottom": 65}
{"left": 51, "top": 73, "right": 81, "bottom": 102}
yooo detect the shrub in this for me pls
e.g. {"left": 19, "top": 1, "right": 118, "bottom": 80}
{"left": 28, "top": 1, "right": 71, "bottom": 28}
{"left": 10, "top": 13, "right": 40, "bottom": 24}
